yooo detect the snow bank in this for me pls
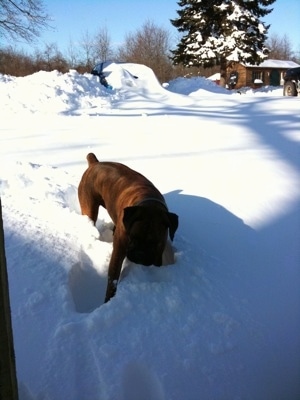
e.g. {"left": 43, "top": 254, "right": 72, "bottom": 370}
{"left": 167, "top": 75, "right": 229, "bottom": 96}
{"left": 0, "top": 69, "right": 114, "bottom": 115}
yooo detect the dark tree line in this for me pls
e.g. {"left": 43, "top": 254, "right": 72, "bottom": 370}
{"left": 0, "top": 21, "right": 178, "bottom": 83}
{"left": 1, "top": 28, "right": 298, "bottom": 81}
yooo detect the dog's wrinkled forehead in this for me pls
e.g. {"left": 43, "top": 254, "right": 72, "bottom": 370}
{"left": 123, "top": 206, "right": 165, "bottom": 228}
{"left": 123, "top": 205, "right": 178, "bottom": 241}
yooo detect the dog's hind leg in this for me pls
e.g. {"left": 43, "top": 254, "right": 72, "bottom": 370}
{"left": 83, "top": 203, "right": 100, "bottom": 225}
{"left": 78, "top": 176, "right": 104, "bottom": 224}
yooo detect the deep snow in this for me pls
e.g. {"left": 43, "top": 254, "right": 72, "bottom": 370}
{"left": 0, "top": 63, "right": 300, "bottom": 400}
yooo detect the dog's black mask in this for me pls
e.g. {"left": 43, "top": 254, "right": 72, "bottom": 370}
{"left": 123, "top": 206, "right": 178, "bottom": 266}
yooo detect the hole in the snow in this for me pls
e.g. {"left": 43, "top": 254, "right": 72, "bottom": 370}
{"left": 68, "top": 259, "right": 107, "bottom": 313}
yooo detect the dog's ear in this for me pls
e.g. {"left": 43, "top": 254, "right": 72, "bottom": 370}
{"left": 123, "top": 206, "right": 141, "bottom": 232}
{"left": 167, "top": 212, "right": 178, "bottom": 241}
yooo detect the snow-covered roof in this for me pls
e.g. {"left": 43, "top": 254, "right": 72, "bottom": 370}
{"left": 207, "top": 72, "right": 220, "bottom": 81}
{"left": 243, "top": 59, "right": 300, "bottom": 69}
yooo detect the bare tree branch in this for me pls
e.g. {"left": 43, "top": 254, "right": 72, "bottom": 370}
{"left": 267, "top": 33, "right": 295, "bottom": 60}
{"left": 0, "top": 0, "right": 51, "bottom": 42}
{"left": 79, "top": 30, "right": 95, "bottom": 69}
{"left": 117, "top": 20, "right": 173, "bottom": 82}
{"left": 94, "top": 26, "right": 114, "bottom": 62}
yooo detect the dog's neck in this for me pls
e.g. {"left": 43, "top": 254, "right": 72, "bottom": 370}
{"left": 134, "top": 197, "right": 168, "bottom": 210}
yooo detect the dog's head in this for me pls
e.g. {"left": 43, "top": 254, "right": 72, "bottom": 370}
{"left": 123, "top": 206, "right": 178, "bottom": 266}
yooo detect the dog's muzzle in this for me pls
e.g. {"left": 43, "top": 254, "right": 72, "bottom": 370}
{"left": 127, "top": 248, "right": 162, "bottom": 267}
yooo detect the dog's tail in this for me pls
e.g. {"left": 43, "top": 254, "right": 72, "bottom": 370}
{"left": 86, "top": 153, "right": 99, "bottom": 166}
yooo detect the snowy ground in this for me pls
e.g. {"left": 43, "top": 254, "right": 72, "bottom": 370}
{"left": 1, "top": 63, "right": 300, "bottom": 400}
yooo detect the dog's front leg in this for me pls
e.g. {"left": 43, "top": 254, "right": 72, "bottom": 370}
{"left": 104, "top": 233, "right": 127, "bottom": 303}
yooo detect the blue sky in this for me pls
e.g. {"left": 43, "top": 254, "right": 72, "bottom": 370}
{"left": 6, "top": 0, "right": 300, "bottom": 55}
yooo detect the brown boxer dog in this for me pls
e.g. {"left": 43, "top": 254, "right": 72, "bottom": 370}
{"left": 78, "top": 153, "right": 178, "bottom": 302}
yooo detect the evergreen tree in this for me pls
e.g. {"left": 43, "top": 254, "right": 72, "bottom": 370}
{"left": 171, "top": 0, "right": 275, "bottom": 73}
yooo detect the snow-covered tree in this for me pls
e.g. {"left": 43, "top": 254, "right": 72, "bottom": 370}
{"left": 170, "top": 0, "right": 275, "bottom": 74}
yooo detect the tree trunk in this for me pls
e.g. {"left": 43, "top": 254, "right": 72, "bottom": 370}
{"left": 220, "top": 56, "right": 228, "bottom": 86}
{"left": 0, "top": 198, "right": 19, "bottom": 400}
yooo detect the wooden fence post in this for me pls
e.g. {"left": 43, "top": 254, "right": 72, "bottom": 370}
{"left": 0, "top": 198, "right": 19, "bottom": 400}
